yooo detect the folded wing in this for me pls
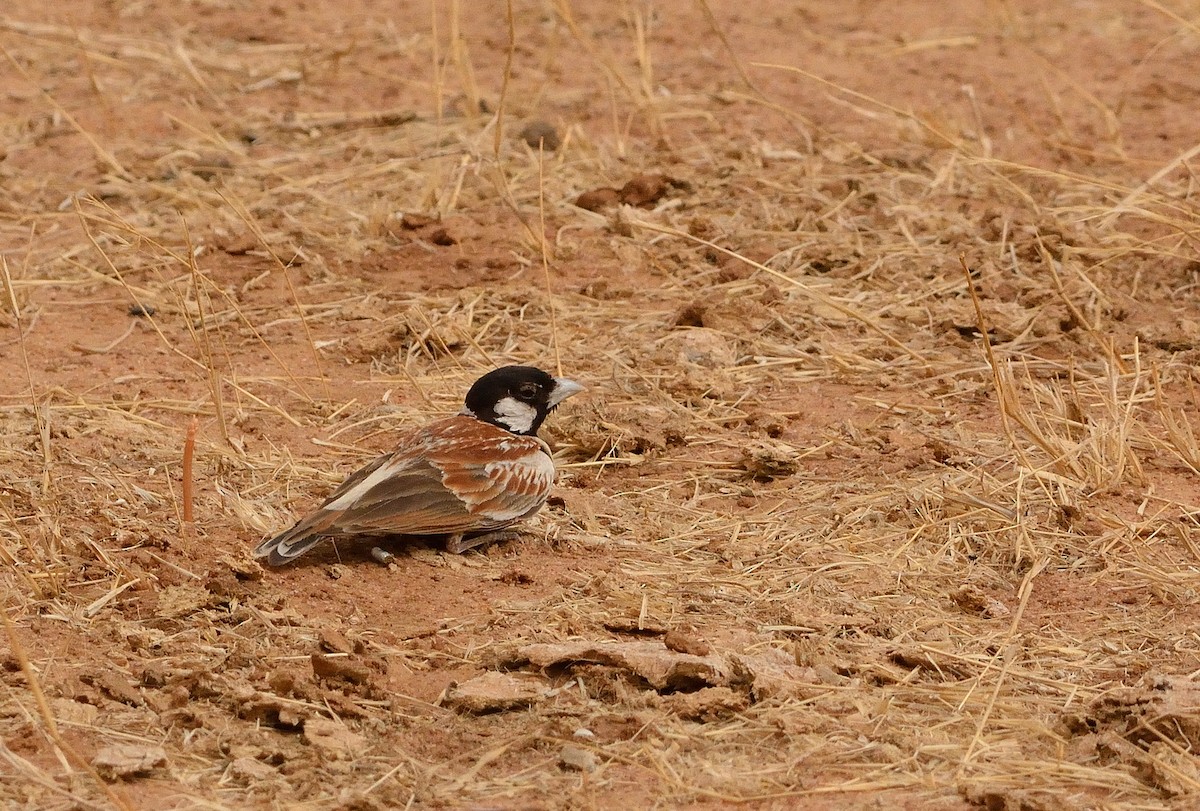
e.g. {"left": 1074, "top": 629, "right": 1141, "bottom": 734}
{"left": 254, "top": 417, "right": 555, "bottom": 565}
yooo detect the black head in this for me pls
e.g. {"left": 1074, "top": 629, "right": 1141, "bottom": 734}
{"left": 461, "top": 365, "right": 584, "bottom": 436}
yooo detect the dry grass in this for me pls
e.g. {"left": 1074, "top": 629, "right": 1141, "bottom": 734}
{"left": 3, "top": 1, "right": 1200, "bottom": 809}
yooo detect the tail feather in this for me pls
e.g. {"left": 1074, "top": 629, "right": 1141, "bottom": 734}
{"left": 254, "top": 510, "right": 338, "bottom": 566}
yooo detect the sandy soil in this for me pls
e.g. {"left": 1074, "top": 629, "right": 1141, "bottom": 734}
{"left": 3, "top": 1, "right": 1200, "bottom": 809}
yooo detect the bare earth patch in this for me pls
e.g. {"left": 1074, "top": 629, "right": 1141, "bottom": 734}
{"left": 2, "top": 1, "right": 1200, "bottom": 809}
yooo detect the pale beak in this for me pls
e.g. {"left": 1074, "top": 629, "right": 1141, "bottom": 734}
{"left": 548, "top": 377, "right": 585, "bottom": 407}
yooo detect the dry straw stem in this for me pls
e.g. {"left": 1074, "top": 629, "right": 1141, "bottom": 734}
{"left": 448, "top": 0, "right": 481, "bottom": 116}
{"left": 0, "top": 43, "right": 127, "bottom": 177}
{"left": 182, "top": 219, "right": 230, "bottom": 444}
{"left": 630, "top": 216, "right": 927, "bottom": 365}
{"left": 215, "top": 190, "right": 330, "bottom": 403}
{"left": 492, "top": 0, "right": 516, "bottom": 158}
{"left": 959, "top": 253, "right": 1031, "bottom": 468}
{"left": 1152, "top": 368, "right": 1200, "bottom": 474}
{"left": 182, "top": 417, "right": 198, "bottom": 526}
{"left": 551, "top": 0, "right": 636, "bottom": 100}
{"left": 959, "top": 558, "right": 1048, "bottom": 769}
{"left": 957, "top": 254, "right": 1148, "bottom": 495}
{"left": 0, "top": 257, "right": 51, "bottom": 495}
{"left": 752, "top": 61, "right": 967, "bottom": 152}
{"left": 0, "top": 500, "right": 49, "bottom": 600}
{"left": 536, "top": 150, "right": 563, "bottom": 376}
{"left": 693, "top": 0, "right": 813, "bottom": 150}
{"left": 4, "top": 3, "right": 1200, "bottom": 808}
{"left": 73, "top": 200, "right": 312, "bottom": 423}
{"left": 429, "top": 0, "right": 445, "bottom": 122}
{"left": 1102, "top": 139, "right": 1200, "bottom": 229}
{"left": 1, "top": 610, "right": 135, "bottom": 811}
{"left": 1135, "top": 0, "right": 1200, "bottom": 38}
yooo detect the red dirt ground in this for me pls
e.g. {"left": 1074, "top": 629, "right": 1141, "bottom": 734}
{"left": 3, "top": 2, "right": 1200, "bottom": 809}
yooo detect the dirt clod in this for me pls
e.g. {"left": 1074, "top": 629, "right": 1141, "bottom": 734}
{"left": 576, "top": 187, "right": 621, "bottom": 211}
{"left": 400, "top": 212, "right": 437, "bottom": 229}
{"left": 442, "top": 671, "right": 547, "bottom": 714}
{"left": 519, "top": 120, "right": 561, "bottom": 151}
{"left": 5, "top": 1, "right": 1200, "bottom": 808}
{"left": 81, "top": 672, "right": 143, "bottom": 707}
{"left": 310, "top": 654, "right": 374, "bottom": 685}
{"left": 739, "top": 440, "right": 800, "bottom": 481}
{"left": 319, "top": 628, "right": 355, "bottom": 654}
{"left": 661, "top": 686, "right": 748, "bottom": 721}
{"left": 304, "top": 717, "right": 368, "bottom": 759}
{"left": 618, "top": 174, "right": 679, "bottom": 207}
{"left": 663, "top": 629, "right": 711, "bottom": 657}
{"left": 509, "top": 640, "right": 732, "bottom": 693}
{"left": 950, "top": 585, "right": 1011, "bottom": 618}
{"left": 93, "top": 744, "right": 168, "bottom": 781}
{"left": 559, "top": 744, "right": 598, "bottom": 772}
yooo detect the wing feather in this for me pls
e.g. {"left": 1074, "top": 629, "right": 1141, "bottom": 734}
{"left": 254, "top": 416, "right": 556, "bottom": 564}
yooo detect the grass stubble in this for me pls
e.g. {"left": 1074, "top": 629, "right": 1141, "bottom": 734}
{"left": 1, "top": 1, "right": 1200, "bottom": 809}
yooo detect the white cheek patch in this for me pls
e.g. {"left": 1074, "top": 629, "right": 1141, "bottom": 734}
{"left": 493, "top": 396, "right": 536, "bottom": 434}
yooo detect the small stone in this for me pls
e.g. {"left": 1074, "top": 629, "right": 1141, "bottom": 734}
{"left": 662, "top": 686, "right": 749, "bottom": 722}
{"left": 311, "top": 654, "right": 372, "bottom": 685}
{"left": 664, "top": 629, "right": 712, "bottom": 657}
{"left": 319, "top": 629, "right": 354, "bottom": 654}
{"left": 602, "top": 616, "right": 669, "bottom": 635}
{"left": 951, "top": 585, "right": 1011, "bottom": 618}
{"left": 575, "top": 187, "right": 620, "bottom": 212}
{"left": 230, "top": 756, "right": 276, "bottom": 781}
{"left": 519, "top": 120, "right": 561, "bottom": 151}
{"left": 267, "top": 668, "right": 298, "bottom": 695}
{"left": 219, "top": 553, "right": 264, "bottom": 582}
{"left": 82, "top": 672, "right": 143, "bottom": 707}
{"left": 559, "top": 744, "right": 598, "bottom": 772}
{"left": 303, "top": 717, "right": 367, "bottom": 759}
{"left": 618, "top": 173, "right": 678, "bottom": 207}
{"left": 50, "top": 698, "right": 99, "bottom": 726}
{"left": 663, "top": 327, "right": 737, "bottom": 369}
{"left": 93, "top": 744, "right": 167, "bottom": 780}
{"left": 740, "top": 440, "right": 800, "bottom": 481}
{"left": 441, "top": 671, "right": 546, "bottom": 714}
{"left": 218, "top": 232, "right": 257, "bottom": 255}
{"left": 399, "top": 212, "right": 436, "bottom": 229}
{"left": 812, "top": 663, "right": 846, "bottom": 685}
{"left": 193, "top": 153, "right": 233, "bottom": 180}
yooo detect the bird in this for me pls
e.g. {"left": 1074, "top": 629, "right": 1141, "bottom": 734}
{"left": 254, "top": 365, "right": 584, "bottom": 566}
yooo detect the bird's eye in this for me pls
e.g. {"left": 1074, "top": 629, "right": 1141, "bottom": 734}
{"left": 516, "top": 382, "right": 539, "bottom": 401}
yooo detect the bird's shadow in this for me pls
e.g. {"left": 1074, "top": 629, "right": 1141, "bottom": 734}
{"left": 256, "top": 532, "right": 512, "bottom": 570}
